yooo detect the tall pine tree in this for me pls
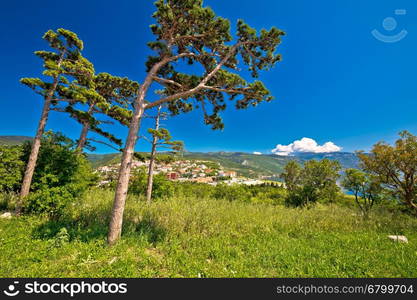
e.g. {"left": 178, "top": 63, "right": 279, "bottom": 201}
{"left": 108, "top": 0, "right": 285, "bottom": 244}
{"left": 18, "top": 29, "right": 93, "bottom": 211}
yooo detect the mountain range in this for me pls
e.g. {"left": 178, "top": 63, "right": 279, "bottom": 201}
{"left": 0, "top": 135, "right": 32, "bottom": 145}
{"left": 0, "top": 135, "right": 360, "bottom": 178}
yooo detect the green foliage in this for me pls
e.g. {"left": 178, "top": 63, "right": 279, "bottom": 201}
{"left": 171, "top": 181, "right": 286, "bottom": 205}
{"left": 146, "top": 0, "right": 285, "bottom": 130}
{"left": 0, "top": 145, "right": 25, "bottom": 193}
{"left": 281, "top": 159, "right": 341, "bottom": 207}
{"left": 21, "top": 28, "right": 94, "bottom": 100}
{"left": 51, "top": 228, "right": 70, "bottom": 248}
{"left": 0, "top": 192, "right": 18, "bottom": 211}
{"left": 62, "top": 72, "right": 138, "bottom": 151}
{"left": 342, "top": 169, "right": 383, "bottom": 218}
{"left": 26, "top": 187, "right": 74, "bottom": 217}
{"left": 280, "top": 160, "right": 301, "bottom": 192}
{"left": 22, "top": 132, "right": 97, "bottom": 216}
{"left": 1, "top": 189, "right": 417, "bottom": 277}
{"left": 213, "top": 184, "right": 253, "bottom": 203}
{"left": 133, "top": 152, "right": 178, "bottom": 164}
{"left": 129, "top": 168, "right": 174, "bottom": 200}
{"left": 172, "top": 181, "right": 214, "bottom": 199}
{"left": 148, "top": 127, "right": 184, "bottom": 152}
{"left": 358, "top": 131, "right": 417, "bottom": 214}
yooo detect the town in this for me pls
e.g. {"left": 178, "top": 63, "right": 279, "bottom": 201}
{"left": 97, "top": 158, "right": 267, "bottom": 186}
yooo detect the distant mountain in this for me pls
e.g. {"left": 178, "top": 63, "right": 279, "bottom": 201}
{"left": 0, "top": 136, "right": 32, "bottom": 145}
{"left": 290, "top": 152, "right": 360, "bottom": 168}
{"left": 86, "top": 153, "right": 120, "bottom": 168}
{"left": 87, "top": 151, "right": 360, "bottom": 178}
{"left": 182, "top": 151, "right": 359, "bottom": 178}
{"left": 0, "top": 135, "right": 360, "bottom": 178}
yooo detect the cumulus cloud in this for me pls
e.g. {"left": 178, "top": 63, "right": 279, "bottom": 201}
{"left": 253, "top": 151, "right": 262, "bottom": 155}
{"left": 271, "top": 137, "right": 342, "bottom": 156}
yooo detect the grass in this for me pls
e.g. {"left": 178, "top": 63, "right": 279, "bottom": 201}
{"left": 1, "top": 189, "right": 417, "bottom": 277}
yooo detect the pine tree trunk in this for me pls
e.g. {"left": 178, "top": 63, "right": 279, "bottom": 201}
{"left": 107, "top": 102, "right": 145, "bottom": 245}
{"left": 17, "top": 52, "right": 65, "bottom": 214}
{"left": 146, "top": 106, "right": 162, "bottom": 204}
{"left": 18, "top": 97, "right": 52, "bottom": 202}
{"left": 107, "top": 57, "right": 167, "bottom": 246}
{"left": 76, "top": 102, "right": 95, "bottom": 151}
{"left": 77, "top": 123, "right": 90, "bottom": 151}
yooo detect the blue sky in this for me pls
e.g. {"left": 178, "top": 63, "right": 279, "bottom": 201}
{"left": 1, "top": 0, "right": 416, "bottom": 154}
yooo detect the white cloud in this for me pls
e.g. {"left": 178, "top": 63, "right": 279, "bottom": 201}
{"left": 253, "top": 151, "right": 262, "bottom": 155}
{"left": 271, "top": 137, "right": 342, "bottom": 156}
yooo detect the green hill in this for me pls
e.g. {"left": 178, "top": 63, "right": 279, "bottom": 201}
{"left": 87, "top": 151, "right": 359, "bottom": 178}
{"left": 0, "top": 136, "right": 32, "bottom": 145}
{"left": 86, "top": 153, "right": 121, "bottom": 168}
{"left": 0, "top": 135, "right": 360, "bottom": 177}
{"left": 182, "top": 152, "right": 359, "bottom": 178}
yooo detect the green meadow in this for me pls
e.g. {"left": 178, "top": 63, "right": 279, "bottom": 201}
{"left": 1, "top": 189, "right": 416, "bottom": 278}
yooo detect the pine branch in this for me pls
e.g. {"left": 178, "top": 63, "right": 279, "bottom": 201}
{"left": 145, "top": 43, "right": 241, "bottom": 109}
{"left": 152, "top": 76, "right": 183, "bottom": 89}
{"left": 87, "top": 138, "right": 122, "bottom": 152}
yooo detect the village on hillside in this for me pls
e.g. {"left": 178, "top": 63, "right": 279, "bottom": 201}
{"left": 97, "top": 159, "right": 270, "bottom": 186}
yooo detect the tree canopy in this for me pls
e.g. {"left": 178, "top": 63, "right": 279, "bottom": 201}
{"left": 358, "top": 131, "right": 417, "bottom": 214}
{"left": 280, "top": 159, "right": 341, "bottom": 206}
{"left": 142, "top": 0, "right": 285, "bottom": 129}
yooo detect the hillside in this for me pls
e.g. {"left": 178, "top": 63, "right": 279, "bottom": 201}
{"left": 182, "top": 151, "right": 359, "bottom": 177}
{"left": 0, "top": 135, "right": 360, "bottom": 177}
{"left": 88, "top": 151, "right": 360, "bottom": 178}
{"left": 86, "top": 153, "right": 120, "bottom": 168}
{"left": 0, "top": 135, "right": 32, "bottom": 145}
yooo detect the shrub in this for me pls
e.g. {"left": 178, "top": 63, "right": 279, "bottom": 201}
{"left": 26, "top": 187, "right": 74, "bottom": 217}
{"left": 213, "top": 184, "right": 254, "bottom": 203}
{"left": 0, "top": 145, "right": 25, "bottom": 193}
{"left": 172, "top": 182, "right": 214, "bottom": 199}
{"left": 129, "top": 168, "right": 174, "bottom": 200}
{"left": 21, "top": 132, "right": 97, "bottom": 216}
{"left": 0, "top": 192, "right": 19, "bottom": 211}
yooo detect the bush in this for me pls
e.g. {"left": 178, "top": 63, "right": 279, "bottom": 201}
{"left": 170, "top": 182, "right": 286, "bottom": 205}
{"left": 213, "top": 184, "right": 253, "bottom": 202}
{"left": 26, "top": 187, "right": 74, "bottom": 217}
{"left": 21, "top": 132, "right": 97, "bottom": 216}
{"left": 0, "top": 192, "right": 19, "bottom": 211}
{"left": 172, "top": 182, "right": 214, "bottom": 199}
{"left": 0, "top": 145, "right": 25, "bottom": 193}
{"left": 129, "top": 168, "right": 174, "bottom": 200}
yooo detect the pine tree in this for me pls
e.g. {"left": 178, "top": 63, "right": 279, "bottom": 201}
{"left": 145, "top": 105, "right": 183, "bottom": 204}
{"left": 18, "top": 29, "right": 93, "bottom": 212}
{"left": 108, "top": 0, "right": 285, "bottom": 244}
{"left": 58, "top": 72, "right": 137, "bottom": 152}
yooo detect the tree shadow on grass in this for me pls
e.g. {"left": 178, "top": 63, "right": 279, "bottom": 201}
{"left": 31, "top": 212, "right": 166, "bottom": 244}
